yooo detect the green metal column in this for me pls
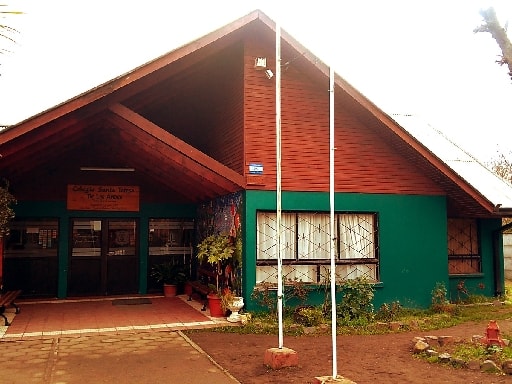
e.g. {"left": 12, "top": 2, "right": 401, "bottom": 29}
{"left": 139, "top": 217, "right": 149, "bottom": 294}
{"left": 57, "top": 216, "right": 69, "bottom": 298}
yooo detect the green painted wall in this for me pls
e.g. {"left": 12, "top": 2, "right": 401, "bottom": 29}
{"left": 12, "top": 196, "right": 502, "bottom": 309}
{"left": 11, "top": 201, "right": 196, "bottom": 298}
{"left": 243, "top": 190, "right": 448, "bottom": 310}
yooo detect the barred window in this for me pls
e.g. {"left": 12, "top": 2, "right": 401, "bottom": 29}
{"left": 256, "top": 211, "right": 379, "bottom": 284}
{"left": 448, "top": 218, "right": 480, "bottom": 274}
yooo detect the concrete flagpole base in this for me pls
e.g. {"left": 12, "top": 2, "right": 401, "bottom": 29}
{"left": 312, "top": 375, "right": 357, "bottom": 383}
{"left": 263, "top": 347, "right": 299, "bottom": 369}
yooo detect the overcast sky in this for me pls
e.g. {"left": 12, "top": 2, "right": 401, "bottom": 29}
{"left": 1, "top": 0, "right": 511, "bottom": 163}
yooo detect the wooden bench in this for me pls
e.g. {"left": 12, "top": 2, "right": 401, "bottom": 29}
{"left": 0, "top": 290, "right": 22, "bottom": 326}
{"left": 187, "top": 267, "right": 220, "bottom": 311}
{"left": 187, "top": 281, "right": 210, "bottom": 311}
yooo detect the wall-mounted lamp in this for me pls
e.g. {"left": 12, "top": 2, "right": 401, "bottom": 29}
{"left": 80, "top": 167, "right": 135, "bottom": 172}
{"left": 265, "top": 69, "right": 274, "bottom": 79}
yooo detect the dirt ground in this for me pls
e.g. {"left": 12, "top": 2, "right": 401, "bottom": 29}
{"left": 188, "top": 314, "right": 512, "bottom": 384}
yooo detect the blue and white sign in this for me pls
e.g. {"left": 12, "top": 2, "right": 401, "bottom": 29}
{"left": 248, "top": 163, "right": 264, "bottom": 174}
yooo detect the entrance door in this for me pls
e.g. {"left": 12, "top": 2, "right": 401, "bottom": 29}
{"left": 68, "top": 218, "right": 138, "bottom": 296}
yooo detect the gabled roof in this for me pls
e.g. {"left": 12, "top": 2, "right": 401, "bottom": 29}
{"left": 1, "top": 9, "right": 511, "bottom": 215}
{"left": 392, "top": 114, "right": 512, "bottom": 213}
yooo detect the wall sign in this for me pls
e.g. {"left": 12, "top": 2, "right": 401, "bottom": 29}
{"left": 67, "top": 185, "right": 140, "bottom": 212}
{"left": 248, "top": 163, "right": 264, "bottom": 174}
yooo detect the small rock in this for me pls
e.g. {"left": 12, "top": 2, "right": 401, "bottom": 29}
{"left": 471, "top": 335, "right": 484, "bottom": 343}
{"left": 388, "top": 321, "right": 401, "bottom": 331}
{"left": 426, "top": 349, "right": 438, "bottom": 357}
{"left": 481, "top": 359, "right": 501, "bottom": 373}
{"left": 451, "top": 357, "right": 466, "bottom": 367}
{"left": 438, "top": 336, "right": 461, "bottom": 346}
{"left": 502, "top": 359, "right": 512, "bottom": 374}
{"left": 424, "top": 336, "right": 439, "bottom": 347}
{"left": 413, "top": 340, "right": 430, "bottom": 354}
{"left": 439, "top": 352, "right": 451, "bottom": 363}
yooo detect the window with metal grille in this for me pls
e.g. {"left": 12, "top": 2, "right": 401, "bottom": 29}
{"left": 448, "top": 218, "right": 480, "bottom": 274}
{"left": 256, "top": 211, "right": 379, "bottom": 284}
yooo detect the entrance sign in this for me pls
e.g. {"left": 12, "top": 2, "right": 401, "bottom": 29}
{"left": 67, "top": 185, "right": 140, "bottom": 212}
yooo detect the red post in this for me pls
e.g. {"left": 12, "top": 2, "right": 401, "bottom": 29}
{"left": 483, "top": 320, "right": 505, "bottom": 347}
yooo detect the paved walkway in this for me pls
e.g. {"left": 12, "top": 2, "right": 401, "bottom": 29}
{"left": 0, "top": 295, "right": 241, "bottom": 383}
{"left": 1, "top": 295, "right": 231, "bottom": 339}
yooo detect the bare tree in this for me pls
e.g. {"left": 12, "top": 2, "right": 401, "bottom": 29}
{"left": 475, "top": 7, "right": 512, "bottom": 82}
{"left": 487, "top": 153, "right": 512, "bottom": 227}
{"left": 488, "top": 152, "right": 512, "bottom": 185}
{"left": 0, "top": 4, "right": 21, "bottom": 56}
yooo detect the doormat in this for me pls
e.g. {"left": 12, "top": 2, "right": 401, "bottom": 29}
{"left": 112, "top": 298, "right": 152, "bottom": 306}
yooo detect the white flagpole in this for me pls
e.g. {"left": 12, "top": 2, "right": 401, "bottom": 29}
{"left": 329, "top": 65, "right": 337, "bottom": 377}
{"left": 275, "top": 22, "right": 283, "bottom": 350}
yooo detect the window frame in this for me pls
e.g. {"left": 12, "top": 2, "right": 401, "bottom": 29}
{"left": 255, "top": 210, "right": 379, "bottom": 283}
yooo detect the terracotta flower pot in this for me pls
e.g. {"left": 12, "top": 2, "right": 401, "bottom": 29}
{"left": 163, "top": 284, "right": 178, "bottom": 297}
{"left": 184, "top": 281, "right": 193, "bottom": 297}
{"left": 207, "top": 294, "right": 225, "bottom": 317}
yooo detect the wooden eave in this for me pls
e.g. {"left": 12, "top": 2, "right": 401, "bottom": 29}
{"left": 107, "top": 104, "right": 244, "bottom": 190}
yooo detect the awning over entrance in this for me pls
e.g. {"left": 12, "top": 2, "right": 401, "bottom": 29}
{"left": 0, "top": 101, "right": 244, "bottom": 203}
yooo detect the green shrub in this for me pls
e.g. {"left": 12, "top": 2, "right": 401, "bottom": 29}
{"left": 431, "top": 282, "right": 449, "bottom": 312}
{"left": 251, "top": 278, "right": 313, "bottom": 315}
{"left": 375, "top": 301, "right": 402, "bottom": 321}
{"left": 293, "top": 306, "right": 324, "bottom": 327}
{"left": 336, "top": 276, "right": 374, "bottom": 325}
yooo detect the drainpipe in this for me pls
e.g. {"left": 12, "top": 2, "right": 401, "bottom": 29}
{"left": 493, "top": 221, "right": 512, "bottom": 297}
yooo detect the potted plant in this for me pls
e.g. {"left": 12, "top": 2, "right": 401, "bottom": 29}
{"left": 150, "top": 260, "right": 187, "bottom": 297}
{"left": 221, "top": 286, "right": 245, "bottom": 323}
{"left": 196, "top": 234, "right": 235, "bottom": 316}
{"left": 224, "top": 233, "right": 244, "bottom": 321}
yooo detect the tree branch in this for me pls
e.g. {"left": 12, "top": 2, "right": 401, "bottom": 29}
{"left": 475, "top": 7, "right": 512, "bottom": 82}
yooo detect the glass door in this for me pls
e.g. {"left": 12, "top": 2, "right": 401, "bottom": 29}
{"left": 69, "top": 218, "right": 138, "bottom": 296}
{"left": 107, "top": 219, "right": 138, "bottom": 294}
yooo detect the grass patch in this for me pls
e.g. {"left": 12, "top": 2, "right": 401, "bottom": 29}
{"left": 189, "top": 280, "right": 512, "bottom": 339}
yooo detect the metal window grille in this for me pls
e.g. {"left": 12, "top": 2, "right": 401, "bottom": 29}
{"left": 447, "top": 218, "right": 480, "bottom": 274}
{"left": 256, "top": 211, "right": 378, "bottom": 285}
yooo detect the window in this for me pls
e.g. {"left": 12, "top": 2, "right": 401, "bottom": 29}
{"left": 256, "top": 211, "right": 378, "bottom": 284}
{"left": 448, "top": 218, "right": 480, "bottom": 274}
{"left": 5, "top": 218, "right": 59, "bottom": 258}
{"left": 148, "top": 219, "right": 194, "bottom": 256}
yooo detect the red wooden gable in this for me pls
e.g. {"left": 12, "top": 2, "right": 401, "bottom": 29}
{"left": 0, "top": 10, "right": 503, "bottom": 216}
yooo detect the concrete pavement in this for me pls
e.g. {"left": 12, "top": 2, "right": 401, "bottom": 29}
{"left": 0, "top": 329, "right": 240, "bottom": 384}
{"left": 0, "top": 296, "right": 241, "bottom": 383}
